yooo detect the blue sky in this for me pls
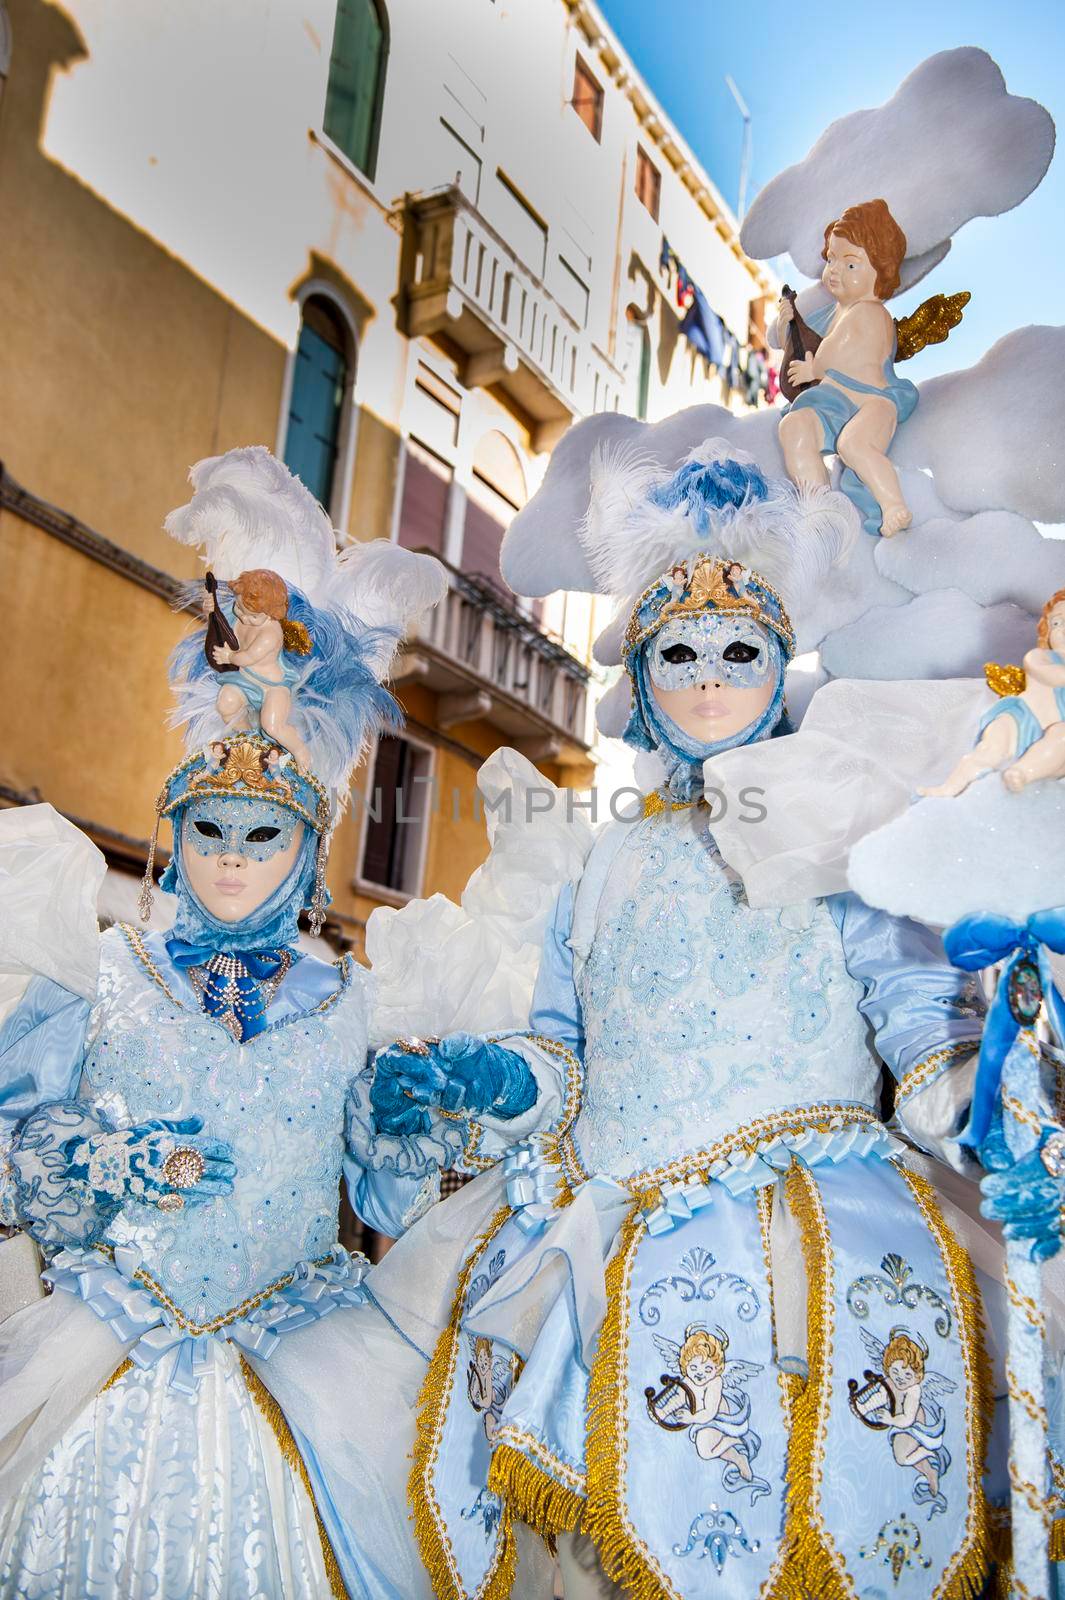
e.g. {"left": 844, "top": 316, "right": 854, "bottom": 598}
{"left": 598, "top": 0, "right": 1063, "bottom": 378}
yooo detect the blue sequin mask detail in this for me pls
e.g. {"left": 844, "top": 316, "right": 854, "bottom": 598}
{"left": 182, "top": 796, "right": 300, "bottom": 862}
{"left": 649, "top": 613, "right": 773, "bottom": 693}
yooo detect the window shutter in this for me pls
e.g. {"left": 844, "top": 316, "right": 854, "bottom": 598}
{"left": 324, "top": 0, "right": 387, "bottom": 178}
{"left": 284, "top": 321, "right": 347, "bottom": 508}
{"left": 398, "top": 442, "right": 451, "bottom": 555}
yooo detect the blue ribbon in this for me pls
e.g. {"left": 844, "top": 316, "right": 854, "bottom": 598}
{"left": 45, "top": 1243, "right": 368, "bottom": 1393}
{"left": 943, "top": 910, "right": 1065, "bottom": 1148}
{"left": 166, "top": 939, "right": 290, "bottom": 1040}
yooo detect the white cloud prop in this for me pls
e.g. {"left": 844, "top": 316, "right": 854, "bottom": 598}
{"left": 876, "top": 511, "right": 1065, "bottom": 613}
{"left": 893, "top": 326, "right": 1065, "bottom": 523}
{"left": 595, "top": 673, "right": 631, "bottom": 739}
{"left": 501, "top": 406, "right": 785, "bottom": 598}
{"left": 821, "top": 589, "right": 1033, "bottom": 680}
{"left": 848, "top": 779, "right": 1065, "bottom": 924}
{"left": 740, "top": 48, "right": 1055, "bottom": 294}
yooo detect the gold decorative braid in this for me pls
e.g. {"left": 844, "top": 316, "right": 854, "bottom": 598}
{"left": 1005, "top": 1373, "right": 1046, "bottom": 1426}
{"left": 1002, "top": 1091, "right": 1043, "bottom": 1137}
{"left": 1004, "top": 1271, "right": 1046, "bottom": 1335}
{"left": 409, "top": 1205, "right": 517, "bottom": 1600}
{"left": 99, "top": 1357, "right": 134, "bottom": 1394}
{"left": 91, "top": 1245, "right": 337, "bottom": 1336}
{"left": 895, "top": 1041, "right": 977, "bottom": 1109}
{"left": 239, "top": 1356, "right": 349, "bottom": 1600}
{"left": 772, "top": 1160, "right": 852, "bottom": 1600}
{"left": 584, "top": 1208, "right": 679, "bottom": 1599}
{"left": 610, "top": 1102, "right": 881, "bottom": 1197}
{"left": 1051, "top": 1519, "right": 1065, "bottom": 1562}
{"left": 487, "top": 1439, "right": 584, "bottom": 1538}
{"left": 460, "top": 1035, "right": 583, "bottom": 1174}
{"left": 1008, "top": 1459, "right": 1050, "bottom": 1521}
{"left": 756, "top": 1183, "right": 796, "bottom": 1596}
{"left": 899, "top": 1165, "right": 994, "bottom": 1600}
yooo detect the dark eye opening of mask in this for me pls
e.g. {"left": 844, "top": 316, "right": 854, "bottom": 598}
{"left": 193, "top": 820, "right": 224, "bottom": 839}
{"left": 661, "top": 643, "right": 698, "bottom": 664}
{"left": 722, "top": 642, "right": 760, "bottom": 664}
{"left": 245, "top": 826, "right": 282, "bottom": 843}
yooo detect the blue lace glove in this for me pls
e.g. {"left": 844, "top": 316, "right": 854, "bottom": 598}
{"left": 10, "top": 1101, "right": 237, "bottom": 1247}
{"left": 980, "top": 1123, "right": 1065, "bottom": 1265}
{"left": 371, "top": 1033, "right": 538, "bottom": 1138}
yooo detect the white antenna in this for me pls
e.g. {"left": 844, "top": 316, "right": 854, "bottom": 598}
{"left": 725, "top": 75, "right": 752, "bottom": 223}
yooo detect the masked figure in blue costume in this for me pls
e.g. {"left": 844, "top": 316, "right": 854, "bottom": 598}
{"left": 0, "top": 448, "right": 449, "bottom": 1600}
{"left": 365, "top": 445, "right": 1065, "bottom": 1600}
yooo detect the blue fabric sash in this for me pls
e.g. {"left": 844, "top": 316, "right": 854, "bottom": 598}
{"left": 943, "top": 910, "right": 1065, "bottom": 1148}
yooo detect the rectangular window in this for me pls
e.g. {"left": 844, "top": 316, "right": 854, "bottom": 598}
{"left": 635, "top": 146, "right": 661, "bottom": 221}
{"left": 493, "top": 171, "right": 547, "bottom": 278}
{"left": 359, "top": 736, "right": 433, "bottom": 896}
{"left": 397, "top": 438, "right": 452, "bottom": 555}
{"left": 571, "top": 56, "right": 603, "bottom": 142}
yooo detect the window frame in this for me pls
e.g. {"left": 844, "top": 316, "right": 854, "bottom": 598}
{"left": 322, "top": 0, "right": 390, "bottom": 183}
{"left": 571, "top": 54, "right": 604, "bottom": 143}
{"left": 354, "top": 729, "right": 436, "bottom": 903}
{"left": 635, "top": 145, "right": 661, "bottom": 222}
{"left": 276, "top": 281, "right": 360, "bottom": 534}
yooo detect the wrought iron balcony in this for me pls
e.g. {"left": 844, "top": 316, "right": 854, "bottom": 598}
{"left": 397, "top": 186, "right": 624, "bottom": 450}
{"left": 395, "top": 559, "right": 592, "bottom": 765}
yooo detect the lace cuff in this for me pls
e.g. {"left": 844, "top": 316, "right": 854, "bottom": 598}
{"left": 8, "top": 1100, "right": 117, "bottom": 1248}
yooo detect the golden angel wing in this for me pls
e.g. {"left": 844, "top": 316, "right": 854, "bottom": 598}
{"left": 985, "top": 661, "right": 1026, "bottom": 698}
{"left": 894, "top": 291, "right": 971, "bottom": 363}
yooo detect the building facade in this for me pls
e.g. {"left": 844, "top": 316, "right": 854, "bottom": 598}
{"left": 0, "top": 0, "right": 774, "bottom": 950}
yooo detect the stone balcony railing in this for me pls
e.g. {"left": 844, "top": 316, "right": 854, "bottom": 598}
{"left": 397, "top": 559, "right": 592, "bottom": 764}
{"left": 397, "top": 186, "right": 624, "bottom": 450}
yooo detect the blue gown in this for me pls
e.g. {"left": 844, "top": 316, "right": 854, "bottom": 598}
{"left": 397, "top": 799, "right": 1032, "bottom": 1600}
{"left": 0, "top": 924, "right": 437, "bottom": 1600}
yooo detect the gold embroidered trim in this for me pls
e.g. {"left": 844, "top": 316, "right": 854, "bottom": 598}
{"left": 1004, "top": 1272, "right": 1046, "bottom": 1334}
{"left": 584, "top": 1208, "right": 680, "bottom": 1600}
{"left": 409, "top": 1205, "right": 517, "bottom": 1600}
{"left": 99, "top": 1357, "right": 134, "bottom": 1394}
{"left": 895, "top": 1042, "right": 977, "bottom": 1109}
{"left": 756, "top": 1183, "right": 795, "bottom": 1597}
{"left": 1051, "top": 1519, "right": 1065, "bottom": 1562}
{"left": 899, "top": 1164, "right": 994, "bottom": 1599}
{"left": 640, "top": 790, "right": 701, "bottom": 819}
{"left": 239, "top": 1356, "right": 348, "bottom": 1600}
{"left": 118, "top": 923, "right": 352, "bottom": 1026}
{"left": 93, "top": 1243, "right": 336, "bottom": 1335}
{"left": 459, "top": 1035, "right": 584, "bottom": 1175}
{"left": 1002, "top": 1091, "right": 1043, "bottom": 1137}
{"left": 773, "top": 1160, "right": 852, "bottom": 1600}
{"left": 487, "top": 1439, "right": 585, "bottom": 1538}
{"left": 565, "top": 1102, "right": 882, "bottom": 1196}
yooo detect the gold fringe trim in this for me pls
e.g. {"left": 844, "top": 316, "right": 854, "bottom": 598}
{"left": 584, "top": 1207, "right": 680, "bottom": 1600}
{"left": 487, "top": 1443, "right": 584, "bottom": 1538}
{"left": 99, "top": 1357, "right": 133, "bottom": 1394}
{"left": 409, "top": 1205, "right": 517, "bottom": 1600}
{"left": 771, "top": 1160, "right": 852, "bottom": 1600}
{"left": 1051, "top": 1519, "right": 1065, "bottom": 1562}
{"left": 900, "top": 1165, "right": 994, "bottom": 1600}
{"left": 239, "top": 1356, "right": 349, "bottom": 1600}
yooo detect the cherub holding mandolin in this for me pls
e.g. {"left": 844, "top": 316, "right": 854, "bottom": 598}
{"left": 776, "top": 199, "right": 968, "bottom": 538}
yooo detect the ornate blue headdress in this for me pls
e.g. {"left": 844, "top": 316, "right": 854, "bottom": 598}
{"left": 139, "top": 448, "right": 447, "bottom": 936}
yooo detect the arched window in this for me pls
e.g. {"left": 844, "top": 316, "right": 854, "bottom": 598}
{"left": 324, "top": 0, "right": 388, "bottom": 181}
{"left": 283, "top": 295, "right": 352, "bottom": 513}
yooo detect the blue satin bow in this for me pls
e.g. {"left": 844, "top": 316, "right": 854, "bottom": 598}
{"left": 165, "top": 939, "right": 290, "bottom": 1041}
{"left": 943, "top": 910, "right": 1065, "bottom": 1148}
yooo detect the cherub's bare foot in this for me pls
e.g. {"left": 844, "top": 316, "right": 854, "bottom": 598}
{"left": 880, "top": 502, "right": 912, "bottom": 537}
{"left": 918, "top": 774, "right": 968, "bottom": 799}
{"left": 1002, "top": 765, "right": 1029, "bottom": 793}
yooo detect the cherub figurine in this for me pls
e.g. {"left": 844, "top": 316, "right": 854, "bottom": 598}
{"left": 921, "top": 589, "right": 1065, "bottom": 797}
{"left": 778, "top": 200, "right": 918, "bottom": 537}
{"left": 209, "top": 568, "right": 314, "bottom": 769}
